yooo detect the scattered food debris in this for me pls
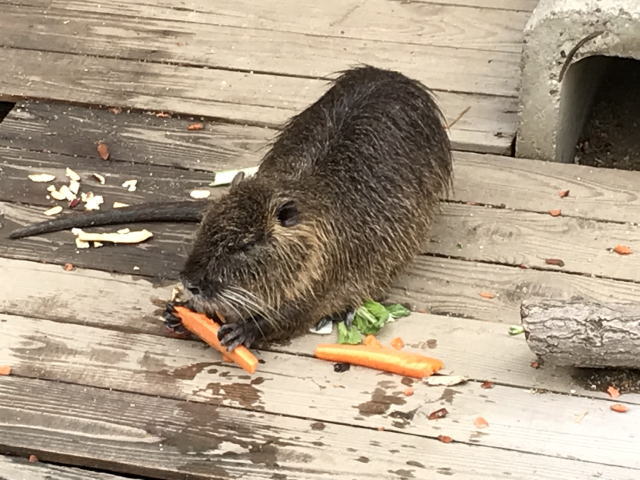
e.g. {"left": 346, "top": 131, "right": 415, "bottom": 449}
{"left": 426, "top": 375, "right": 467, "bottom": 387}
{"left": 28, "top": 454, "right": 38, "bottom": 463}
{"left": 559, "top": 189, "right": 570, "bottom": 198}
{"left": 479, "top": 292, "right": 496, "bottom": 299}
{"left": 481, "top": 381, "right": 494, "bottom": 389}
{"left": 403, "top": 387, "right": 414, "bottom": 396}
{"left": 63, "top": 263, "right": 75, "bottom": 271}
{"left": 548, "top": 209, "right": 562, "bottom": 217}
{"left": 75, "top": 237, "right": 91, "bottom": 249}
{"left": 187, "top": 122, "right": 204, "bottom": 131}
{"left": 607, "top": 386, "right": 621, "bottom": 398}
{"left": 43, "top": 205, "right": 63, "bottom": 216}
{"left": 117, "top": 228, "right": 131, "bottom": 234}
{"left": 377, "top": 427, "right": 385, "bottom": 432}
{"left": 28, "top": 173, "right": 56, "bottom": 183}
{"left": 122, "top": 179, "right": 138, "bottom": 192}
{"left": 508, "top": 325, "right": 524, "bottom": 336}
{"left": 59, "top": 185, "right": 76, "bottom": 202}
{"left": 610, "top": 403, "right": 628, "bottom": 413}
{"left": 92, "top": 173, "right": 106, "bottom": 185}
{"left": 155, "top": 112, "right": 171, "bottom": 118}
{"left": 437, "top": 435, "right": 453, "bottom": 443}
{"left": 49, "top": 188, "right": 67, "bottom": 201}
{"left": 190, "top": 189, "right": 211, "bottom": 199}
{"left": 69, "top": 180, "right": 80, "bottom": 195}
{"left": 108, "top": 107, "right": 122, "bottom": 114}
{"left": 0, "top": 365, "right": 11, "bottom": 375}
{"left": 113, "top": 202, "right": 130, "bottom": 208}
{"left": 613, "top": 245, "right": 632, "bottom": 255}
{"left": 390, "top": 337, "right": 405, "bottom": 350}
{"left": 97, "top": 142, "right": 110, "bottom": 160}
{"left": 210, "top": 166, "right": 259, "bottom": 187}
{"left": 333, "top": 363, "right": 350, "bottom": 373}
{"left": 545, "top": 258, "right": 565, "bottom": 267}
{"left": 84, "top": 194, "right": 104, "bottom": 211}
{"left": 93, "top": 241, "right": 104, "bottom": 248}
{"left": 474, "top": 416, "right": 489, "bottom": 428}
{"left": 428, "top": 408, "right": 449, "bottom": 420}
{"left": 518, "top": 264, "right": 529, "bottom": 269}
{"left": 133, "top": 266, "right": 140, "bottom": 271}
{"left": 530, "top": 361, "right": 541, "bottom": 369}
{"left": 65, "top": 167, "right": 80, "bottom": 182}
{"left": 72, "top": 228, "right": 153, "bottom": 245}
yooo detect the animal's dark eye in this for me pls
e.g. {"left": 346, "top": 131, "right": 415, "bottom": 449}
{"left": 276, "top": 200, "right": 299, "bottom": 227}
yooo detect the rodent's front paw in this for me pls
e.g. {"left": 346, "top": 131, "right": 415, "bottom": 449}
{"left": 162, "top": 301, "right": 189, "bottom": 337}
{"left": 218, "top": 321, "right": 259, "bottom": 351}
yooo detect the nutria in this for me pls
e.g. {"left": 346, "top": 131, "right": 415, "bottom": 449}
{"left": 10, "top": 66, "right": 452, "bottom": 350}
{"left": 167, "top": 66, "right": 452, "bottom": 349}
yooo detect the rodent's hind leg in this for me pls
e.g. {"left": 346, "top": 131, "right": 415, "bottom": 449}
{"left": 218, "top": 316, "right": 270, "bottom": 351}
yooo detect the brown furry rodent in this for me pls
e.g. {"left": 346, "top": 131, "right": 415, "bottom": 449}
{"left": 165, "top": 65, "right": 452, "bottom": 350}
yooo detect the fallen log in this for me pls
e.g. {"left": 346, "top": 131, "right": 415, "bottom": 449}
{"left": 521, "top": 298, "right": 640, "bottom": 368}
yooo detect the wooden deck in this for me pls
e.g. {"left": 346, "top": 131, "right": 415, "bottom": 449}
{"left": 1, "top": 1, "right": 639, "bottom": 479}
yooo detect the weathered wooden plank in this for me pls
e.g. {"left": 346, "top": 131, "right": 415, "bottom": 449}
{"left": 417, "top": 0, "right": 538, "bottom": 11}
{"left": 5, "top": 376, "right": 633, "bottom": 480}
{"left": 2, "top": 314, "right": 639, "bottom": 470}
{"left": 0, "top": 454, "right": 136, "bottom": 480}
{"left": 0, "top": 3, "right": 520, "bottom": 97}
{"left": 452, "top": 150, "right": 640, "bottom": 224}
{"left": 34, "top": 0, "right": 529, "bottom": 53}
{"left": 4, "top": 102, "right": 640, "bottom": 225}
{"left": 1, "top": 255, "right": 639, "bottom": 405}
{"left": 0, "top": 48, "right": 515, "bottom": 154}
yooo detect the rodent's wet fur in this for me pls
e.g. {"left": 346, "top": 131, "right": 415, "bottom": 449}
{"left": 172, "top": 65, "right": 452, "bottom": 349}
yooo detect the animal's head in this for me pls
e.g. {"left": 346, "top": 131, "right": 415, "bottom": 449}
{"left": 180, "top": 175, "right": 328, "bottom": 331}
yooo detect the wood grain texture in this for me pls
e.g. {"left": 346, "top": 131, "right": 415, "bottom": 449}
{"left": 4, "top": 376, "right": 634, "bottom": 480}
{"left": 0, "top": 3, "right": 520, "bottom": 97}
{"left": 0, "top": 47, "right": 515, "bottom": 154}
{"left": 2, "top": 313, "right": 639, "bottom": 470}
{"left": 1, "top": 255, "right": 640, "bottom": 406}
{"left": 5, "top": 102, "right": 640, "bottom": 225}
{"left": 521, "top": 298, "right": 640, "bottom": 368}
{"left": 39, "top": 0, "right": 529, "bottom": 53}
{"left": 0, "top": 454, "right": 135, "bottom": 480}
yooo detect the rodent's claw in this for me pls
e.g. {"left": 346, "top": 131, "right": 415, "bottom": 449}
{"left": 163, "top": 301, "right": 190, "bottom": 337}
{"left": 218, "top": 322, "right": 258, "bottom": 351}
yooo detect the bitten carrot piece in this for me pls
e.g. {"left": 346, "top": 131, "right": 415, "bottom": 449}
{"left": 174, "top": 306, "right": 258, "bottom": 374}
{"left": 390, "top": 337, "right": 405, "bottom": 350}
{"left": 364, "top": 334, "right": 383, "bottom": 348}
{"left": 0, "top": 365, "right": 11, "bottom": 376}
{"left": 315, "top": 343, "right": 443, "bottom": 378}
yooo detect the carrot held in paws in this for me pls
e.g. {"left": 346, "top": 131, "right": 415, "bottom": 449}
{"left": 174, "top": 306, "right": 258, "bottom": 374}
{"left": 315, "top": 340, "right": 443, "bottom": 378}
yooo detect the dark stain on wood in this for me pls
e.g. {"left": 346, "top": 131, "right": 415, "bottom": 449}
{"left": 206, "top": 382, "right": 264, "bottom": 410}
{"left": 310, "top": 422, "right": 325, "bottom": 431}
{"left": 356, "top": 388, "right": 406, "bottom": 416}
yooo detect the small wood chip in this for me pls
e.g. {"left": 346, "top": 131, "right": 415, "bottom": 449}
{"left": 187, "top": 122, "right": 204, "bottom": 130}
{"left": 28, "top": 173, "right": 56, "bottom": 183}
{"left": 479, "top": 292, "right": 496, "bottom": 299}
{"left": 63, "top": 263, "right": 75, "bottom": 271}
{"left": 426, "top": 375, "right": 467, "bottom": 387}
{"left": 122, "top": 179, "right": 138, "bottom": 192}
{"left": 607, "top": 386, "right": 620, "bottom": 399}
{"left": 613, "top": 245, "right": 632, "bottom": 255}
{"left": 108, "top": 107, "right": 122, "bottom": 114}
{"left": 92, "top": 173, "right": 106, "bottom": 185}
{"left": 28, "top": 455, "right": 39, "bottom": 463}
{"left": 43, "top": 205, "right": 63, "bottom": 216}
{"left": 480, "top": 381, "right": 494, "bottom": 389}
{"left": 65, "top": 167, "right": 81, "bottom": 182}
{"left": 474, "top": 416, "right": 489, "bottom": 428}
{"left": 545, "top": 258, "right": 565, "bottom": 267}
{"left": 0, "top": 365, "right": 11, "bottom": 375}
{"left": 610, "top": 403, "right": 628, "bottom": 413}
{"left": 558, "top": 189, "right": 570, "bottom": 198}
{"left": 190, "top": 189, "right": 211, "bottom": 199}
{"left": 437, "top": 435, "right": 453, "bottom": 443}
{"left": 97, "top": 142, "right": 110, "bottom": 160}
{"left": 155, "top": 112, "right": 171, "bottom": 118}
{"left": 428, "top": 408, "right": 449, "bottom": 420}
{"left": 113, "top": 202, "right": 130, "bottom": 208}
{"left": 548, "top": 209, "right": 561, "bottom": 217}
{"left": 403, "top": 387, "right": 414, "bottom": 397}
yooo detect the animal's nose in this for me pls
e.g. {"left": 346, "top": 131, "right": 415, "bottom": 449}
{"left": 182, "top": 278, "right": 201, "bottom": 296}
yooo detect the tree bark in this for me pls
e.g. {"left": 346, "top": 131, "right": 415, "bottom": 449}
{"left": 521, "top": 298, "right": 640, "bottom": 368}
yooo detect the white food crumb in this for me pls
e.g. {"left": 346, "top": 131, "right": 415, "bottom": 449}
{"left": 117, "top": 228, "right": 131, "bottom": 234}
{"left": 190, "top": 189, "right": 211, "bottom": 199}
{"left": 92, "top": 173, "right": 106, "bottom": 185}
{"left": 75, "top": 237, "right": 91, "bottom": 249}
{"left": 65, "top": 167, "right": 81, "bottom": 182}
{"left": 113, "top": 202, "right": 130, "bottom": 208}
{"left": 69, "top": 180, "right": 81, "bottom": 194}
{"left": 122, "top": 179, "right": 138, "bottom": 192}
{"left": 28, "top": 173, "right": 56, "bottom": 183}
{"left": 85, "top": 194, "right": 104, "bottom": 211}
{"left": 44, "top": 205, "right": 63, "bottom": 216}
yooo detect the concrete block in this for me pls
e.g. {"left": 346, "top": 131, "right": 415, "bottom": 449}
{"left": 516, "top": 0, "right": 640, "bottom": 162}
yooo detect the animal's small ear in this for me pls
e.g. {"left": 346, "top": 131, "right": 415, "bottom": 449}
{"left": 276, "top": 200, "right": 299, "bottom": 227}
{"left": 231, "top": 171, "right": 245, "bottom": 188}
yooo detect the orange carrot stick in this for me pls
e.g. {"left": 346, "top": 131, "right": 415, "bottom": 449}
{"left": 315, "top": 343, "right": 443, "bottom": 378}
{"left": 174, "top": 306, "right": 258, "bottom": 374}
